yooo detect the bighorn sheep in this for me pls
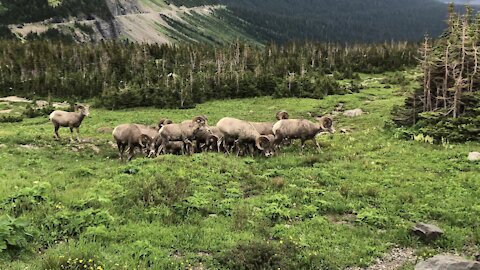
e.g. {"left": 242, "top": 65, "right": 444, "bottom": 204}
{"left": 157, "top": 116, "right": 210, "bottom": 155}
{"left": 217, "top": 117, "right": 274, "bottom": 157}
{"left": 49, "top": 104, "right": 90, "bottom": 142}
{"left": 112, "top": 124, "right": 152, "bottom": 161}
{"left": 133, "top": 124, "right": 159, "bottom": 157}
{"left": 272, "top": 116, "right": 334, "bottom": 153}
{"left": 194, "top": 128, "right": 219, "bottom": 152}
{"left": 276, "top": 110, "right": 290, "bottom": 120}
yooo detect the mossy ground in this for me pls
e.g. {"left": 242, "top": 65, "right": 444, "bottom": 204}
{"left": 0, "top": 71, "right": 479, "bottom": 269}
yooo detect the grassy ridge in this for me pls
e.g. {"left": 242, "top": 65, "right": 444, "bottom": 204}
{"left": 0, "top": 72, "right": 479, "bottom": 269}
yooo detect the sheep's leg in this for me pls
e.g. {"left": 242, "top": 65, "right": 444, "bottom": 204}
{"left": 127, "top": 144, "right": 135, "bottom": 161}
{"left": 53, "top": 125, "right": 60, "bottom": 140}
{"left": 300, "top": 139, "right": 306, "bottom": 155}
{"left": 234, "top": 140, "right": 242, "bottom": 156}
{"left": 69, "top": 127, "right": 74, "bottom": 143}
{"left": 76, "top": 128, "right": 81, "bottom": 142}
{"left": 248, "top": 144, "right": 254, "bottom": 157}
{"left": 117, "top": 143, "right": 125, "bottom": 161}
{"left": 313, "top": 138, "right": 322, "bottom": 153}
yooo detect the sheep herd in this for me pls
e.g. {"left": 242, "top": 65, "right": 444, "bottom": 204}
{"left": 49, "top": 105, "right": 335, "bottom": 161}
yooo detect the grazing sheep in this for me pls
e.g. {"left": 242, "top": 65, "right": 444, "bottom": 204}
{"left": 134, "top": 124, "right": 159, "bottom": 156}
{"left": 217, "top": 117, "right": 274, "bottom": 157}
{"left": 49, "top": 104, "right": 90, "bottom": 142}
{"left": 112, "top": 124, "right": 152, "bottom": 161}
{"left": 194, "top": 128, "right": 219, "bottom": 152}
{"left": 272, "top": 116, "right": 334, "bottom": 153}
{"left": 157, "top": 116, "right": 210, "bottom": 155}
{"left": 276, "top": 110, "right": 290, "bottom": 120}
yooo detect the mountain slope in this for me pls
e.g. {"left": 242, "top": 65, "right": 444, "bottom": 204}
{"left": 0, "top": 0, "right": 457, "bottom": 43}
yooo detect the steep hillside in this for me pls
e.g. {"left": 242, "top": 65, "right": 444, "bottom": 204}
{"left": 0, "top": 0, "right": 458, "bottom": 43}
{"left": 1, "top": 0, "right": 261, "bottom": 44}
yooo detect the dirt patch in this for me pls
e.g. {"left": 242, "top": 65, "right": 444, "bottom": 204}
{"left": 19, "top": 144, "right": 40, "bottom": 150}
{"left": 347, "top": 247, "right": 416, "bottom": 270}
{"left": 90, "top": 144, "right": 101, "bottom": 154}
{"left": 108, "top": 141, "right": 118, "bottom": 149}
{"left": 52, "top": 102, "right": 70, "bottom": 109}
{"left": 0, "top": 109, "right": 13, "bottom": 114}
{"left": 0, "top": 96, "right": 31, "bottom": 103}
{"left": 327, "top": 213, "right": 356, "bottom": 226}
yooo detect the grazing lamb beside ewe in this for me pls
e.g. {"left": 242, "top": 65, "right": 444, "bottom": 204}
{"left": 49, "top": 104, "right": 90, "bottom": 142}
{"left": 157, "top": 116, "right": 210, "bottom": 155}
{"left": 273, "top": 116, "right": 334, "bottom": 153}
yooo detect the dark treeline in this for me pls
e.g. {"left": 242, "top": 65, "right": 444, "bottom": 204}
{"left": 0, "top": 40, "right": 418, "bottom": 109}
{"left": 0, "top": 0, "right": 112, "bottom": 25}
{"left": 168, "top": 0, "right": 450, "bottom": 42}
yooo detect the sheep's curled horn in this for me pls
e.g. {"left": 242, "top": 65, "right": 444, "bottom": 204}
{"left": 193, "top": 116, "right": 207, "bottom": 124}
{"left": 255, "top": 135, "right": 271, "bottom": 150}
{"left": 319, "top": 116, "right": 333, "bottom": 130}
{"left": 276, "top": 110, "right": 289, "bottom": 120}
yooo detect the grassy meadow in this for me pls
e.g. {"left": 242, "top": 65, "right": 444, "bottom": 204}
{"left": 0, "top": 71, "right": 479, "bottom": 269}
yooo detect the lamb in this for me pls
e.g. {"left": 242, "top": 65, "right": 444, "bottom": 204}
{"left": 49, "top": 104, "right": 90, "bottom": 142}
{"left": 112, "top": 124, "right": 152, "bottom": 161}
{"left": 276, "top": 110, "right": 290, "bottom": 120}
{"left": 217, "top": 117, "right": 274, "bottom": 157}
{"left": 163, "top": 141, "right": 192, "bottom": 155}
{"left": 157, "top": 116, "right": 210, "bottom": 155}
{"left": 272, "top": 116, "right": 334, "bottom": 153}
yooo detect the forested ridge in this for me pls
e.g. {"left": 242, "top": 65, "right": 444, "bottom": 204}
{"left": 168, "top": 0, "right": 452, "bottom": 42}
{"left": 0, "top": 40, "right": 417, "bottom": 109}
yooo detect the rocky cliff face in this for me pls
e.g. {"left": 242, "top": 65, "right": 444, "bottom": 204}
{"left": 7, "top": 0, "right": 257, "bottom": 44}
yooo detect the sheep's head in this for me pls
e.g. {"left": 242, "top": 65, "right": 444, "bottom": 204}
{"left": 256, "top": 135, "right": 275, "bottom": 157}
{"left": 75, "top": 104, "right": 90, "bottom": 116}
{"left": 147, "top": 135, "right": 161, "bottom": 158}
{"left": 276, "top": 110, "right": 289, "bottom": 120}
{"left": 316, "top": 116, "right": 335, "bottom": 133}
{"left": 206, "top": 134, "right": 219, "bottom": 151}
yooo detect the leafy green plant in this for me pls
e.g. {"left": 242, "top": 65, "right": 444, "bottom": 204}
{"left": 0, "top": 215, "right": 31, "bottom": 253}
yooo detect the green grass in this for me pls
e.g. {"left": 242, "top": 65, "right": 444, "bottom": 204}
{"left": 0, "top": 71, "right": 479, "bottom": 269}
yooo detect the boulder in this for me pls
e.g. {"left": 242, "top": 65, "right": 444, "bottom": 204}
{"left": 415, "top": 254, "right": 480, "bottom": 270}
{"left": 412, "top": 222, "right": 443, "bottom": 242}
{"left": 468, "top": 152, "right": 480, "bottom": 161}
{"left": 343, "top": 108, "right": 364, "bottom": 117}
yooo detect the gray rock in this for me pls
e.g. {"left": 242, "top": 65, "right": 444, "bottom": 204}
{"left": 343, "top": 108, "right": 364, "bottom": 117}
{"left": 412, "top": 222, "right": 443, "bottom": 242}
{"left": 415, "top": 254, "right": 480, "bottom": 270}
{"left": 468, "top": 152, "right": 480, "bottom": 161}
